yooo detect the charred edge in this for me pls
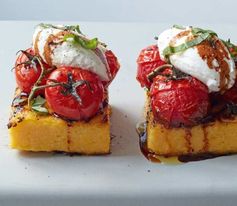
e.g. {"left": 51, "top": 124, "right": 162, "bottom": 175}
{"left": 7, "top": 116, "right": 24, "bottom": 129}
{"left": 7, "top": 121, "right": 17, "bottom": 129}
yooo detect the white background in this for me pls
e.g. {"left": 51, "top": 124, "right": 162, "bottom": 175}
{"left": 1, "top": 21, "right": 237, "bottom": 206}
{"left": 1, "top": 1, "right": 237, "bottom": 205}
{"left": 0, "top": 0, "right": 236, "bottom": 24}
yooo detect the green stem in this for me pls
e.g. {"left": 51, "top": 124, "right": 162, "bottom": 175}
{"left": 28, "top": 57, "right": 47, "bottom": 107}
{"left": 147, "top": 64, "right": 173, "bottom": 82}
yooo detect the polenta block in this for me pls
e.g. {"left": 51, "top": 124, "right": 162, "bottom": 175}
{"left": 8, "top": 98, "right": 110, "bottom": 154}
{"left": 145, "top": 97, "right": 237, "bottom": 157}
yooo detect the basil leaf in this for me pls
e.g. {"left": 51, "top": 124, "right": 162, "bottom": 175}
{"left": 78, "top": 37, "right": 98, "bottom": 49}
{"left": 39, "top": 24, "right": 82, "bottom": 34}
{"left": 38, "top": 23, "right": 58, "bottom": 29}
{"left": 75, "top": 25, "right": 82, "bottom": 34}
{"left": 222, "top": 39, "right": 237, "bottom": 58}
{"left": 31, "top": 96, "right": 48, "bottom": 114}
{"left": 163, "top": 32, "right": 210, "bottom": 58}
{"left": 64, "top": 25, "right": 82, "bottom": 34}
{"left": 64, "top": 34, "right": 98, "bottom": 50}
{"left": 222, "top": 39, "right": 237, "bottom": 50}
{"left": 173, "top": 25, "right": 185, "bottom": 30}
{"left": 12, "top": 98, "right": 27, "bottom": 106}
{"left": 38, "top": 23, "right": 98, "bottom": 50}
{"left": 12, "top": 96, "right": 28, "bottom": 107}
{"left": 225, "top": 39, "right": 233, "bottom": 47}
{"left": 191, "top": 27, "right": 217, "bottom": 37}
{"left": 63, "top": 33, "right": 76, "bottom": 42}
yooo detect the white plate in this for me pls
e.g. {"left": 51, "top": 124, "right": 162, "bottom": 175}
{"left": 1, "top": 21, "right": 237, "bottom": 206}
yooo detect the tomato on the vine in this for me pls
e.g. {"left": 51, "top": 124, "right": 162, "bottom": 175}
{"left": 45, "top": 66, "right": 104, "bottom": 120}
{"left": 15, "top": 48, "right": 50, "bottom": 94}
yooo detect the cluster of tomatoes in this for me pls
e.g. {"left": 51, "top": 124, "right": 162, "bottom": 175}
{"left": 137, "top": 45, "right": 237, "bottom": 127}
{"left": 15, "top": 48, "right": 119, "bottom": 120}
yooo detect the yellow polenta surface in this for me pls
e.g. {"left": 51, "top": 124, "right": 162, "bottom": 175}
{"left": 8, "top": 105, "right": 110, "bottom": 154}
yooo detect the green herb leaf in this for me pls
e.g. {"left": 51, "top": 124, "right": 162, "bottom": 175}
{"left": 163, "top": 32, "right": 210, "bottom": 59}
{"left": 163, "top": 33, "right": 210, "bottom": 57}
{"left": 79, "top": 37, "right": 98, "bottom": 49}
{"left": 12, "top": 98, "right": 27, "bottom": 107}
{"left": 163, "top": 26, "right": 218, "bottom": 60}
{"left": 65, "top": 25, "right": 82, "bottom": 34}
{"left": 222, "top": 39, "right": 237, "bottom": 59}
{"left": 38, "top": 23, "right": 99, "bottom": 50}
{"left": 38, "top": 23, "right": 58, "bottom": 29}
{"left": 63, "top": 33, "right": 98, "bottom": 50}
{"left": 223, "top": 39, "right": 234, "bottom": 48}
{"left": 191, "top": 27, "right": 217, "bottom": 37}
{"left": 173, "top": 25, "right": 185, "bottom": 30}
{"left": 31, "top": 96, "right": 48, "bottom": 114}
{"left": 147, "top": 64, "right": 173, "bottom": 82}
{"left": 39, "top": 23, "right": 82, "bottom": 34}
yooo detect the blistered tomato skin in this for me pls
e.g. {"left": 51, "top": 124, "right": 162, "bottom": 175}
{"left": 45, "top": 67, "right": 104, "bottom": 121}
{"left": 150, "top": 76, "right": 210, "bottom": 127}
{"left": 15, "top": 48, "right": 50, "bottom": 94}
{"left": 136, "top": 45, "right": 167, "bottom": 88}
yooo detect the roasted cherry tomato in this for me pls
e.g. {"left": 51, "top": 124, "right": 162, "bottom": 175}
{"left": 137, "top": 45, "right": 167, "bottom": 88}
{"left": 150, "top": 76, "right": 210, "bottom": 127}
{"left": 45, "top": 66, "right": 104, "bottom": 120}
{"left": 103, "top": 50, "right": 120, "bottom": 87}
{"left": 15, "top": 48, "right": 50, "bottom": 94}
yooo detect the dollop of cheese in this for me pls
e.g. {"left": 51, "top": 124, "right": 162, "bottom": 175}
{"left": 33, "top": 25, "right": 110, "bottom": 81}
{"left": 157, "top": 26, "right": 236, "bottom": 92}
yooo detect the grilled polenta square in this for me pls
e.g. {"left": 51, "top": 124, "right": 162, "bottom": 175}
{"left": 145, "top": 95, "right": 237, "bottom": 157}
{"left": 8, "top": 90, "right": 110, "bottom": 155}
{"left": 8, "top": 90, "right": 111, "bottom": 154}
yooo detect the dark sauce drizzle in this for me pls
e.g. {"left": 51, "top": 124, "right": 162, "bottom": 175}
{"left": 136, "top": 122, "right": 230, "bottom": 163}
{"left": 137, "top": 122, "right": 161, "bottom": 163}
